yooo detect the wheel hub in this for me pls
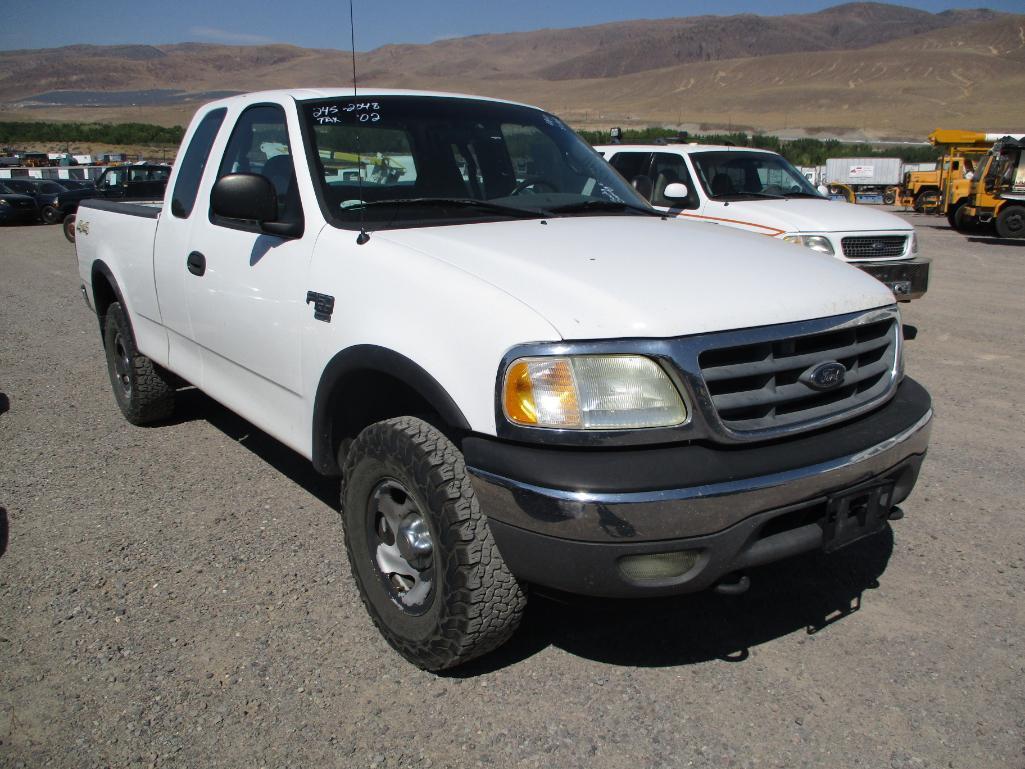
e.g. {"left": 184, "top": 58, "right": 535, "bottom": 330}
{"left": 368, "top": 480, "right": 434, "bottom": 613}
{"left": 112, "top": 332, "right": 131, "bottom": 396}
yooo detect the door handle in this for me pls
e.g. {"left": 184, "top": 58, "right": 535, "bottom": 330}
{"left": 186, "top": 251, "right": 206, "bottom": 276}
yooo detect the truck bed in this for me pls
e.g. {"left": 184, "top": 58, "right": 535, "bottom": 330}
{"left": 76, "top": 199, "right": 167, "bottom": 366}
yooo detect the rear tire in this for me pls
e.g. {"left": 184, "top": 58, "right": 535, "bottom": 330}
{"left": 63, "top": 214, "right": 76, "bottom": 243}
{"left": 103, "top": 302, "right": 176, "bottom": 425}
{"left": 341, "top": 416, "right": 526, "bottom": 670}
{"left": 995, "top": 205, "right": 1025, "bottom": 239}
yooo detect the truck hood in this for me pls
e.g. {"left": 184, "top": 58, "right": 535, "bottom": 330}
{"left": 705, "top": 198, "right": 912, "bottom": 234}
{"left": 375, "top": 216, "right": 895, "bottom": 339}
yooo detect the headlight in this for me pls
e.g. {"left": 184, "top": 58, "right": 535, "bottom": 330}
{"left": 0, "top": 200, "right": 9, "bottom": 208}
{"left": 910, "top": 231, "right": 918, "bottom": 254}
{"left": 782, "top": 234, "right": 835, "bottom": 256}
{"left": 502, "top": 355, "right": 687, "bottom": 430}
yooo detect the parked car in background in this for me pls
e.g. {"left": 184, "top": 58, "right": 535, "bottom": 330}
{"left": 595, "top": 142, "right": 930, "bottom": 301}
{"left": 56, "top": 164, "right": 171, "bottom": 240}
{"left": 0, "top": 182, "right": 39, "bottom": 225}
{"left": 58, "top": 179, "right": 96, "bottom": 191}
{"left": 1, "top": 178, "right": 70, "bottom": 223}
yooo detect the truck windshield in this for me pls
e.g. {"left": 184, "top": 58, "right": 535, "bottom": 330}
{"left": 300, "top": 96, "right": 652, "bottom": 228}
{"left": 689, "top": 151, "right": 821, "bottom": 201}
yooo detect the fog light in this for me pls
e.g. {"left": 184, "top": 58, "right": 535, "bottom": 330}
{"left": 618, "top": 550, "right": 699, "bottom": 581}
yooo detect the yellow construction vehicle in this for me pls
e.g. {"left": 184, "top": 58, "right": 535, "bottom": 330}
{"left": 897, "top": 129, "right": 993, "bottom": 220}
{"left": 956, "top": 136, "right": 1025, "bottom": 238}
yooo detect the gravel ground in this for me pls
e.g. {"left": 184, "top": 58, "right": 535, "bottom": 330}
{"left": 1, "top": 213, "right": 1023, "bottom": 769}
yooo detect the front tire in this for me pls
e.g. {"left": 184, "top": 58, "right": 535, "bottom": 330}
{"left": 103, "top": 302, "right": 176, "bottom": 425}
{"left": 41, "top": 205, "right": 62, "bottom": 225}
{"left": 995, "top": 205, "right": 1025, "bottom": 239}
{"left": 341, "top": 417, "right": 526, "bottom": 671}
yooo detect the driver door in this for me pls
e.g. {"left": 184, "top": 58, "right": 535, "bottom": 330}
{"left": 182, "top": 103, "right": 312, "bottom": 452}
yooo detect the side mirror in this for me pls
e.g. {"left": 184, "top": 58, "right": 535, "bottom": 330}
{"left": 817, "top": 184, "right": 829, "bottom": 197}
{"left": 663, "top": 182, "right": 689, "bottom": 200}
{"left": 211, "top": 173, "right": 278, "bottom": 222}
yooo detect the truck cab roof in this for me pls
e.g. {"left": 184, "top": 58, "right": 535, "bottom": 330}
{"left": 594, "top": 143, "right": 782, "bottom": 156}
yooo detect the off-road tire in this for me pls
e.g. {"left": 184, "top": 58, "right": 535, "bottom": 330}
{"left": 341, "top": 416, "right": 526, "bottom": 671}
{"left": 103, "top": 302, "right": 176, "bottom": 425}
{"left": 995, "top": 205, "right": 1025, "bottom": 239}
{"left": 63, "top": 214, "right": 76, "bottom": 243}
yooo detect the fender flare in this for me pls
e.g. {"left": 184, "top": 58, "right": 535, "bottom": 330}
{"left": 89, "top": 260, "right": 131, "bottom": 336}
{"left": 311, "top": 345, "right": 472, "bottom": 475}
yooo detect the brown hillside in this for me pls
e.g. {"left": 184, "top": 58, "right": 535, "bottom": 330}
{"left": 0, "top": 3, "right": 1022, "bottom": 138}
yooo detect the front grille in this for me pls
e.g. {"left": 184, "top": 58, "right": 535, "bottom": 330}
{"left": 841, "top": 236, "right": 907, "bottom": 259}
{"left": 698, "top": 315, "right": 898, "bottom": 433}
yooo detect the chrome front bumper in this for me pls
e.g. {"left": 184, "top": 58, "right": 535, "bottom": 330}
{"left": 469, "top": 410, "right": 931, "bottom": 544}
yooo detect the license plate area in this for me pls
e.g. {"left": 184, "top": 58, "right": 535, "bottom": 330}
{"left": 821, "top": 482, "right": 894, "bottom": 553}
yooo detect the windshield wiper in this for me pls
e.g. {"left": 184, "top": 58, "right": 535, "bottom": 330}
{"left": 783, "top": 191, "right": 825, "bottom": 198}
{"left": 345, "top": 197, "right": 548, "bottom": 219}
{"left": 546, "top": 200, "right": 662, "bottom": 216}
{"left": 710, "top": 191, "right": 785, "bottom": 201}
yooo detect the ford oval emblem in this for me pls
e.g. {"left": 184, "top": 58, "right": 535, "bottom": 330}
{"left": 801, "top": 361, "right": 847, "bottom": 391}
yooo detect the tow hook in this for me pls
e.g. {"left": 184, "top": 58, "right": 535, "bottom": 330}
{"left": 714, "top": 572, "right": 751, "bottom": 596}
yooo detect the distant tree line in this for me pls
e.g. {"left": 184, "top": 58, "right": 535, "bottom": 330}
{"left": 574, "top": 127, "right": 940, "bottom": 165}
{"left": 0, "top": 121, "right": 185, "bottom": 147}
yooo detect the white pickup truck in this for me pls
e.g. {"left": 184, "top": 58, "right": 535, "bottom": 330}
{"left": 595, "top": 143, "right": 930, "bottom": 301}
{"left": 76, "top": 89, "right": 932, "bottom": 670}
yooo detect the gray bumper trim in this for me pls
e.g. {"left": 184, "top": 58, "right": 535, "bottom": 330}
{"left": 469, "top": 410, "right": 932, "bottom": 542}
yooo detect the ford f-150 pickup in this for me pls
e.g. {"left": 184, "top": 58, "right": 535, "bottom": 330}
{"left": 76, "top": 89, "right": 932, "bottom": 670}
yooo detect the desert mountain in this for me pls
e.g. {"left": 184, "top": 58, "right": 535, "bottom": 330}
{"left": 0, "top": 2, "right": 1022, "bottom": 139}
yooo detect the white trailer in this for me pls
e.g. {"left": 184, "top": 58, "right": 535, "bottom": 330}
{"left": 826, "top": 157, "right": 902, "bottom": 204}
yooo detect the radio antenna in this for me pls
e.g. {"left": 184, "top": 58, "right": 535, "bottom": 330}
{"left": 350, "top": 0, "right": 370, "bottom": 244}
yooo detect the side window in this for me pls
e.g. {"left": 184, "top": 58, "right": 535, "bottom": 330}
{"left": 608, "top": 152, "right": 652, "bottom": 183}
{"left": 608, "top": 152, "right": 653, "bottom": 200}
{"left": 651, "top": 153, "right": 699, "bottom": 209}
{"left": 172, "top": 109, "right": 226, "bottom": 218}
{"left": 214, "top": 105, "right": 303, "bottom": 229}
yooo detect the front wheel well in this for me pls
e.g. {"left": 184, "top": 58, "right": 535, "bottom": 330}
{"left": 312, "top": 347, "right": 473, "bottom": 476}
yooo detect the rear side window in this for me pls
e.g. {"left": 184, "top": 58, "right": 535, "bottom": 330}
{"left": 171, "top": 108, "right": 227, "bottom": 218}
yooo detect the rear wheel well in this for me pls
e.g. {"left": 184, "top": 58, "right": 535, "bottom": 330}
{"left": 91, "top": 269, "right": 118, "bottom": 333}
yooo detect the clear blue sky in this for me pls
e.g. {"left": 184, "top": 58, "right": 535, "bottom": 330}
{"left": 1, "top": 0, "right": 1020, "bottom": 52}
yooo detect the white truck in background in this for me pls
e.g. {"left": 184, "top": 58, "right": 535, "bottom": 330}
{"left": 75, "top": 89, "right": 932, "bottom": 670}
{"left": 825, "top": 157, "right": 903, "bottom": 204}
{"left": 596, "top": 143, "right": 930, "bottom": 301}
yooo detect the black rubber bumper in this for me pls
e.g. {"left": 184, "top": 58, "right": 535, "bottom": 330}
{"left": 855, "top": 258, "right": 930, "bottom": 300}
{"left": 466, "top": 378, "right": 932, "bottom": 598}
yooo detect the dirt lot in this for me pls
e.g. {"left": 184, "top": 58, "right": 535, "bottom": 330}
{"left": 1, "top": 213, "right": 1023, "bottom": 769}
